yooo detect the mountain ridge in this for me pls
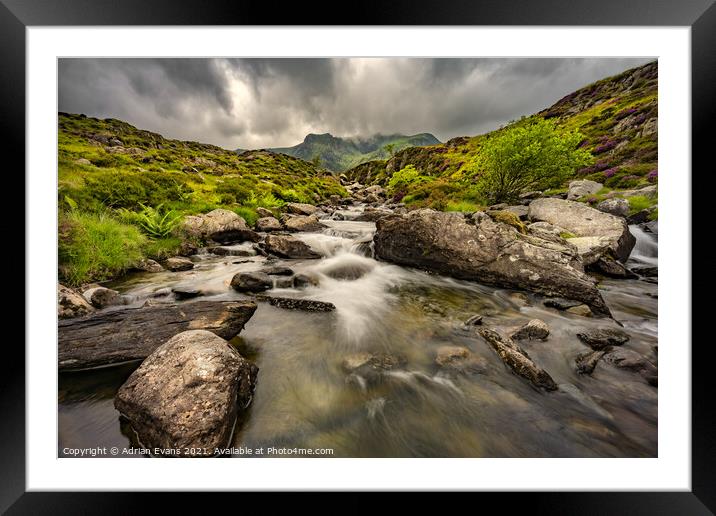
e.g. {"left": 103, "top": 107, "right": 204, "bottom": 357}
{"left": 238, "top": 132, "right": 440, "bottom": 172}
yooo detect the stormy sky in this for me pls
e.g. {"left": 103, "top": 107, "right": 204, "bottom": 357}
{"left": 59, "top": 57, "right": 654, "bottom": 149}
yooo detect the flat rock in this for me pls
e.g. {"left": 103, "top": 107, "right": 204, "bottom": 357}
{"left": 284, "top": 202, "right": 319, "bottom": 216}
{"left": 596, "top": 198, "right": 629, "bottom": 218}
{"left": 255, "top": 216, "right": 283, "bottom": 232}
{"left": 262, "top": 265, "right": 294, "bottom": 276}
{"left": 529, "top": 198, "right": 635, "bottom": 262}
{"left": 114, "top": 330, "right": 257, "bottom": 456}
{"left": 567, "top": 180, "right": 602, "bottom": 201}
{"left": 280, "top": 213, "right": 327, "bottom": 232}
{"left": 255, "top": 295, "right": 335, "bottom": 312}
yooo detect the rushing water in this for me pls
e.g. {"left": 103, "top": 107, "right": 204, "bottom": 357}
{"left": 58, "top": 212, "right": 658, "bottom": 458}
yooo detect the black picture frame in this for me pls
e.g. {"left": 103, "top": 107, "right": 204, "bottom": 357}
{"left": 3, "top": 0, "right": 712, "bottom": 511}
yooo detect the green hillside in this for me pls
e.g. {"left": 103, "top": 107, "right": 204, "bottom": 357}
{"left": 264, "top": 132, "right": 440, "bottom": 172}
{"left": 346, "top": 61, "right": 658, "bottom": 212}
{"left": 58, "top": 113, "right": 346, "bottom": 285}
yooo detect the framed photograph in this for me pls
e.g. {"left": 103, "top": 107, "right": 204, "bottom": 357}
{"left": 5, "top": 0, "right": 712, "bottom": 510}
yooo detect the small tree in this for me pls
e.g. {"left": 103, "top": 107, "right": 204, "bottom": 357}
{"left": 474, "top": 118, "right": 593, "bottom": 204}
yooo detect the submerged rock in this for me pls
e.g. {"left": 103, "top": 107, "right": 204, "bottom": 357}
{"left": 260, "top": 234, "right": 321, "bottom": 259}
{"left": 528, "top": 198, "right": 635, "bottom": 262}
{"left": 603, "top": 348, "right": 658, "bottom": 386}
{"left": 577, "top": 328, "right": 630, "bottom": 350}
{"left": 566, "top": 305, "right": 593, "bottom": 317}
{"left": 478, "top": 327, "right": 557, "bottom": 391}
{"left": 255, "top": 295, "right": 335, "bottom": 312}
{"left": 207, "top": 246, "right": 254, "bottom": 257}
{"left": 434, "top": 345, "right": 487, "bottom": 374}
{"left": 114, "top": 330, "right": 257, "bottom": 456}
{"left": 510, "top": 319, "right": 550, "bottom": 341}
{"left": 164, "top": 257, "right": 194, "bottom": 271}
{"left": 575, "top": 349, "right": 607, "bottom": 375}
{"left": 58, "top": 284, "right": 94, "bottom": 319}
{"left": 373, "top": 209, "right": 610, "bottom": 316}
{"left": 465, "top": 314, "right": 484, "bottom": 326}
{"left": 82, "top": 286, "right": 124, "bottom": 309}
{"left": 182, "top": 209, "right": 259, "bottom": 244}
{"left": 544, "top": 297, "right": 583, "bottom": 310}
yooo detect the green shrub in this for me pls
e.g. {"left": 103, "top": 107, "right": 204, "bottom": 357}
{"left": 232, "top": 206, "right": 258, "bottom": 226}
{"left": 627, "top": 195, "right": 657, "bottom": 214}
{"left": 444, "top": 200, "right": 482, "bottom": 213}
{"left": 59, "top": 210, "right": 146, "bottom": 286}
{"left": 473, "top": 118, "right": 593, "bottom": 203}
{"left": 387, "top": 165, "right": 434, "bottom": 195}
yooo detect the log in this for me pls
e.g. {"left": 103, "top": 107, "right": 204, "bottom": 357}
{"left": 477, "top": 327, "right": 558, "bottom": 391}
{"left": 58, "top": 300, "right": 257, "bottom": 370}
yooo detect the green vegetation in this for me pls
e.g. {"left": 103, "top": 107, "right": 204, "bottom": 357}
{"left": 58, "top": 112, "right": 347, "bottom": 285}
{"left": 559, "top": 231, "right": 577, "bottom": 239}
{"left": 488, "top": 210, "right": 527, "bottom": 234}
{"left": 473, "top": 118, "right": 592, "bottom": 203}
{"left": 269, "top": 132, "right": 440, "bottom": 172}
{"left": 627, "top": 195, "right": 658, "bottom": 214}
{"left": 59, "top": 210, "right": 146, "bottom": 285}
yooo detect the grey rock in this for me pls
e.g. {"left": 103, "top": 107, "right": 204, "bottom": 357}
{"left": 567, "top": 180, "right": 603, "bottom": 200}
{"left": 255, "top": 295, "right": 335, "bottom": 312}
{"left": 577, "top": 328, "right": 630, "bottom": 350}
{"left": 82, "top": 286, "right": 124, "bottom": 309}
{"left": 262, "top": 266, "right": 294, "bottom": 276}
{"left": 171, "top": 287, "right": 202, "bottom": 300}
{"left": 182, "top": 209, "right": 259, "bottom": 244}
{"left": 261, "top": 234, "right": 321, "bottom": 259}
{"left": 255, "top": 207, "right": 274, "bottom": 218}
{"left": 280, "top": 213, "right": 327, "bottom": 232}
{"left": 529, "top": 198, "right": 635, "bottom": 262}
{"left": 255, "top": 216, "right": 282, "bottom": 232}
{"left": 575, "top": 349, "right": 607, "bottom": 375}
{"left": 603, "top": 348, "right": 658, "bottom": 386}
{"left": 164, "top": 257, "right": 194, "bottom": 271}
{"left": 230, "top": 272, "right": 273, "bottom": 293}
{"left": 510, "top": 319, "right": 550, "bottom": 341}
{"left": 285, "top": 203, "right": 319, "bottom": 216}
{"left": 134, "top": 258, "right": 164, "bottom": 273}
{"left": 596, "top": 198, "right": 629, "bottom": 218}
{"left": 58, "top": 284, "right": 94, "bottom": 319}
{"left": 114, "top": 330, "right": 257, "bottom": 456}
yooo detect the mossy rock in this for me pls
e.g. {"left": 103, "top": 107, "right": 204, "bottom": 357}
{"left": 488, "top": 210, "right": 527, "bottom": 234}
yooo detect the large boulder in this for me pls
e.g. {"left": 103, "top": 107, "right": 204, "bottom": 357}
{"left": 261, "top": 234, "right": 321, "bottom": 259}
{"left": 114, "top": 330, "right": 257, "bottom": 456}
{"left": 567, "top": 180, "right": 602, "bottom": 200}
{"left": 182, "top": 209, "right": 259, "bottom": 244}
{"left": 280, "top": 214, "right": 326, "bottom": 232}
{"left": 58, "top": 284, "right": 94, "bottom": 319}
{"left": 374, "top": 209, "right": 610, "bottom": 316}
{"left": 284, "top": 202, "right": 319, "bottom": 216}
{"left": 528, "top": 198, "right": 635, "bottom": 262}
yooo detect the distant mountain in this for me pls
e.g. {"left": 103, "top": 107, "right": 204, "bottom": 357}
{"left": 238, "top": 132, "right": 440, "bottom": 172}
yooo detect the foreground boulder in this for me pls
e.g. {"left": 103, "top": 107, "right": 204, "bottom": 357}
{"left": 58, "top": 284, "right": 94, "bottom": 319}
{"left": 478, "top": 327, "right": 557, "bottom": 391}
{"left": 374, "top": 209, "right": 610, "bottom": 316}
{"left": 58, "top": 300, "right": 257, "bottom": 370}
{"left": 528, "top": 198, "right": 635, "bottom": 262}
{"left": 182, "top": 209, "right": 259, "bottom": 244}
{"left": 114, "top": 330, "right": 257, "bottom": 456}
{"left": 260, "top": 234, "right": 321, "bottom": 259}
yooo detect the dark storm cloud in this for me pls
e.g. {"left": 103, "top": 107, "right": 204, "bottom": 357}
{"left": 58, "top": 57, "right": 653, "bottom": 149}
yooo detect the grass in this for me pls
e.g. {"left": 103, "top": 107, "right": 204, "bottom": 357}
{"left": 627, "top": 195, "right": 657, "bottom": 214}
{"left": 444, "top": 200, "right": 482, "bottom": 213}
{"left": 142, "top": 236, "right": 182, "bottom": 260}
{"left": 59, "top": 210, "right": 146, "bottom": 286}
{"left": 559, "top": 231, "right": 577, "bottom": 239}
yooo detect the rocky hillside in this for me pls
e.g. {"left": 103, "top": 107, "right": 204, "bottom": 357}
{"left": 264, "top": 132, "right": 440, "bottom": 172}
{"left": 58, "top": 113, "right": 346, "bottom": 214}
{"left": 346, "top": 62, "right": 657, "bottom": 211}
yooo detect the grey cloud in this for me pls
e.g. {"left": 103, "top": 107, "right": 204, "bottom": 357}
{"left": 59, "top": 57, "right": 654, "bottom": 149}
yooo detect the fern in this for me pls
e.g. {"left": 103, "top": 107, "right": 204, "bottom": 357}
{"left": 135, "top": 203, "right": 182, "bottom": 238}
